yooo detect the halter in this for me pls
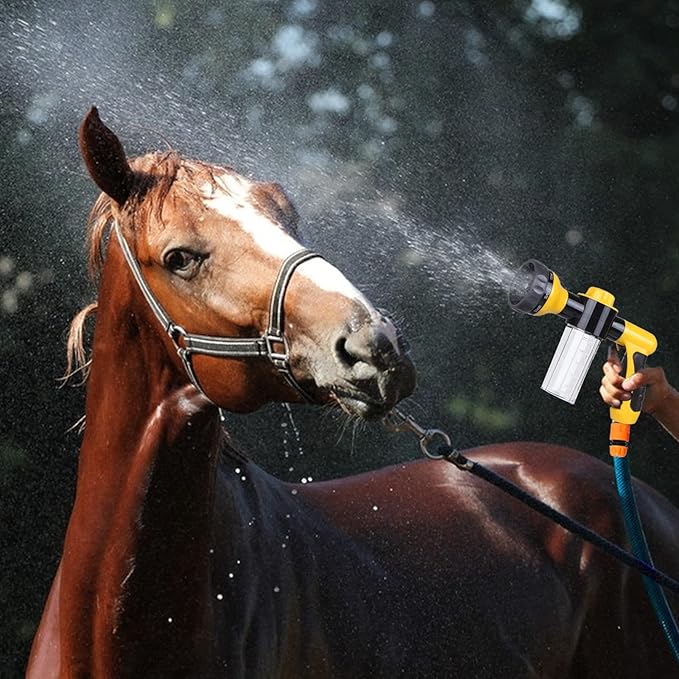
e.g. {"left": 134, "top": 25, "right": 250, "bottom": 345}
{"left": 113, "top": 221, "right": 322, "bottom": 403}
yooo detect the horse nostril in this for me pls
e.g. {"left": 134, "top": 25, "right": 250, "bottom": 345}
{"left": 335, "top": 336, "right": 359, "bottom": 369}
{"left": 337, "top": 322, "right": 399, "bottom": 374}
{"left": 336, "top": 330, "right": 379, "bottom": 381}
{"left": 331, "top": 318, "right": 416, "bottom": 404}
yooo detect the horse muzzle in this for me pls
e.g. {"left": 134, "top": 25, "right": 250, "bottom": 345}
{"left": 321, "top": 314, "right": 416, "bottom": 419}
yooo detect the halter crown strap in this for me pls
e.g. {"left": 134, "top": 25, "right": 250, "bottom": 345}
{"left": 112, "top": 221, "right": 321, "bottom": 402}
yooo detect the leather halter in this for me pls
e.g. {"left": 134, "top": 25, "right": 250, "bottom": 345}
{"left": 113, "top": 221, "right": 321, "bottom": 402}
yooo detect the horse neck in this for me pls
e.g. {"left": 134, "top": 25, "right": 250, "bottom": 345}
{"left": 59, "top": 240, "right": 224, "bottom": 675}
{"left": 72, "top": 238, "right": 206, "bottom": 520}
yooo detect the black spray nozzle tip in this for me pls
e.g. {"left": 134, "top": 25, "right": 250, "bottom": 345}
{"left": 508, "top": 259, "right": 553, "bottom": 314}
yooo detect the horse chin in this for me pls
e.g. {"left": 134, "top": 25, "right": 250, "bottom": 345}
{"left": 329, "top": 389, "right": 396, "bottom": 421}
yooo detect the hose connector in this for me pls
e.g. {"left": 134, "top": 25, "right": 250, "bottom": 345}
{"left": 609, "top": 421, "right": 631, "bottom": 458}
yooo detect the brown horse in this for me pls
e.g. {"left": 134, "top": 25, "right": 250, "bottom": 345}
{"left": 28, "top": 108, "right": 679, "bottom": 678}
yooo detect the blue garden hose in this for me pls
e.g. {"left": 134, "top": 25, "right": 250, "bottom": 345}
{"left": 613, "top": 455, "right": 679, "bottom": 662}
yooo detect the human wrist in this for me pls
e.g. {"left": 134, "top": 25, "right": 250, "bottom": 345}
{"left": 650, "top": 386, "right": 679, "bottom": 421}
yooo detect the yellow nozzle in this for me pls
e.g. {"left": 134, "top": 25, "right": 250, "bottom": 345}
{"left": 534, "top": 270, "right": 569, "bottom": 316}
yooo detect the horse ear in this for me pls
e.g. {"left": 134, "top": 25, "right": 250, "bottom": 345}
{"left": 251, "top": 182, "right": 300, "bottom": 234}
{"left": 79, "top": 107, "right": 133, "bottom": 205}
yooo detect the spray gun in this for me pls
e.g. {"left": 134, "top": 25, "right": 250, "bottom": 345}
{"left": 508, "top": 260, "right": 657, "bottom": 457}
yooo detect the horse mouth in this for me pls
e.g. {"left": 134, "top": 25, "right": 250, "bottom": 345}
{"left": 328, "top": 387, "right": 395, "bottom": 420}
{"left": 301, "top": 314, "right": 417, "bottom": 419}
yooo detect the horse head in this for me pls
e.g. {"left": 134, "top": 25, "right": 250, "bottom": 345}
{"left": 78, "top": 107, "right": 415, "bottom": 418}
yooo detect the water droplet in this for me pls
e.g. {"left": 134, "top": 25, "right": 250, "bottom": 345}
{"left": 372, "top": 505, "right": 379, "bottom": 511}
{"left": 228, "top": 572, "right": 234, "bottom": 579}
{"left": 273, "top": 585, "right": 280, "bottom": 593}
{"left": 291, "top": 488, "right": 298, "bottom": 495}
{"left": 216, "top": 593, "right": 223, "bottom": 600}
{"left": 282, "top": 403, "right": 305, "bottom": 457}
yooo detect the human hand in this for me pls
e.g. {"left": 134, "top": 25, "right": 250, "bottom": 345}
{"left": 600, "top": 347, "right": 672, "bottom": 415}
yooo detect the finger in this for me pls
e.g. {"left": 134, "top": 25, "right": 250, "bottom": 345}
{"left": 622, "top": 374, "right": 643, "bottom": 391}
{"left": 625, "top": 366, "right": 665, "bottom": 388}
{"left": 601, "top": 374, "right": 632, "bottom": 401}
{"left": 622, "top": 368, "right": 658, "bottom": 392}
{"left": 603, "top": 361, "right": 625, "bottom": 384}
{"left": 600, "top": 384, "right": 621, "bottom": 408}
{"left": 607, "top": 345, "right": 622, "bottom": 369}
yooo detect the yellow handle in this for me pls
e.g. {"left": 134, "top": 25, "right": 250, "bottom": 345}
{"left": 609, "top": 321, "right": 657, "bottom": 426}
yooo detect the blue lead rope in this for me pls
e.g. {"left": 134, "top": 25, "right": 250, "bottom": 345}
{"left": 613, "top": 455, "right": 679, "bottom": 662}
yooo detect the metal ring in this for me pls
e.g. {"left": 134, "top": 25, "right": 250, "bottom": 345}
{"left": 169, "top": 323, "right": 187, "bottom": 345}
{"left": 419, "top": 429, "right": 452, "bottom": 459}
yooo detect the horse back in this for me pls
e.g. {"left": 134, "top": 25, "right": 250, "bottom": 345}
{"left": 296, "top": 442, "right": 679, "bottom": 678}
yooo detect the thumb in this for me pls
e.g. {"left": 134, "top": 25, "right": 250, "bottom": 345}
{"left": 622, "top": 366, "right": 666, "bottom": 392}
{"left": 622, "top": 370, "right": 651, "bottom": 391}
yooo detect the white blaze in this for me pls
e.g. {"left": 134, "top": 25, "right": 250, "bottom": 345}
{"left": 203, "top": 172, "right": 373, "bottom": 307}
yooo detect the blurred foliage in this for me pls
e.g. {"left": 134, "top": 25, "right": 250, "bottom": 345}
{"left": 2, "top": 0, "right": 679, "bottom": 674}
{"left": 0, "top": 439, "right": 28, "bottom": 481}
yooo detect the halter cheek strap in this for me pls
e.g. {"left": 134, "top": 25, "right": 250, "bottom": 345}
{"left": 113, "top": 221, "right": 321, "bottom": 403}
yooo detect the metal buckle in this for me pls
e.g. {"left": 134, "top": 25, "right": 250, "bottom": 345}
{"left": 383, "top": 407, "right": 452, "bottom": 460}
{"left": 264, "top": 333, "right": 290, "bottom": 368}
{"left": 168, "top": 323, "right": 187, "bottom": 346}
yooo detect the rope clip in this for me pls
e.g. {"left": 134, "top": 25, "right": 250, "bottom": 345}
{"left": 382, "top": 407, "right": 453, "bottom": 460}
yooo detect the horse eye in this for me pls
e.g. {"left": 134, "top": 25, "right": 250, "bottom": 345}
{"left": 163, "top": 249, "right": 202, "bottom": 277}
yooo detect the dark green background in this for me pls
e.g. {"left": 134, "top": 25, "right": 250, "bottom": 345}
{"left": 2, "top": 1, "right": 679, "bottom": 674}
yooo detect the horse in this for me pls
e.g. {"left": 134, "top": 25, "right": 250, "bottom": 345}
{"left": 27, "top": 107, "right": 679, "bottom": 678}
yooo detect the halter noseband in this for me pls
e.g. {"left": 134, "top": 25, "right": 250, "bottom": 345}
{"left": 113, "top": 221, "right": 321, "bottom": 403}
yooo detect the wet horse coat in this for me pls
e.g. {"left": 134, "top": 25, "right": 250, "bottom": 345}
{"left": 28, "top": 109, "right": 679, "bottom": 677}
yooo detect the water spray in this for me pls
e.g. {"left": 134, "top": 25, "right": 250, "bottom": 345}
{"left": 508, "top": 259, "right": 679, "bottom": 661}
